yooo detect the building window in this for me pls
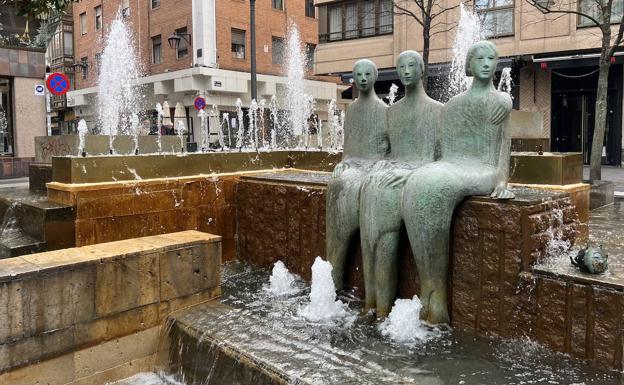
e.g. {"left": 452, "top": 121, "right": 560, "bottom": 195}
{"left": 176, "top": 27, "right": 189, "bottom": 58}
{"left": 122, "top": 0, "right": 131, "bottom": 17}
{"left": 95, "top": 6, "right": 102, "bottom": 30}
{"left": 272, "top": 36, "right": 285, "bottom": 65}
{"left": 79, "top": 12, "right": 87, "bottom": 35}
{"left": 63, "top": 29, "right": 73, "bottom": 56}
{"left": 231, "top": 28, "right": 246, "bottom": 59}
{"left": 81, "top": 57, "right": 89, "bottom": 79}
{"left": 152, "top": 35, "right": 162, "bottom": 64}
{"left": 578, "top": 0, "right": 623, "bottom": 26}
{"left": 305, "top": 0, "right": 315, "bottom": 18}
{"left": 475, "top": 0, "right": 514, "bottom": 37}
{"left": 151, "top": 0, "right": 161, "bottom": 9}
{"left": 0, "top": 78, "right": 13, "bottom": 155}
{"left": 306, "top": 43, "right": 316, "bottom": 70}
{"left": 323, "top": 0, "right": 394, "bottom": 42}
{"left": 272, "top": 0, "right": 284, "bottom": 10}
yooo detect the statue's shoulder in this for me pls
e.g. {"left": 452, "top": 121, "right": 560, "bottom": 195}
{"left": 491, "top": 90, "right": 513, "bottom": 112}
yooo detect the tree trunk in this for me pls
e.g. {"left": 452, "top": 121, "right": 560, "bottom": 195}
{"left": 589, "top": 54, "right": 612, "bottom": 182}
{"left": 423, "top": 27, "right": 430, "bottom": 89}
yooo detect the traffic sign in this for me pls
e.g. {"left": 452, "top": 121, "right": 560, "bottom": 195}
{"left": 194, "top": 96, "right": 206, "bottom": 111}
{"left": 46, "top": 73, "right": 70, "bottom": 96}
{"left": 34, "top": 84, "right": 45, "bottom": 96}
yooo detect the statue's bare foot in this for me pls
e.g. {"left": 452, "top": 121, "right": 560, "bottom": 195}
{"left": 426, "top": 291, "right": 450, "bottom": 325}
{"left": 419, "top": 288, "right": 433, "bottom": 321}
{"left": 376, "top": 306, "right": 391, "bottom": 319}
{"left": 362, "top": 303, "right": 376, "bottom": 316}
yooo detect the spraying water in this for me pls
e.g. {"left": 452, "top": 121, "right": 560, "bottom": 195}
{"left": 249, "top": 99, "right": 258, "bottom": 150}
{"left": 155, "top": 103, "right": 163, "bottom": 153}
{"left": 258, "top": 99, "right": 267, "bottom": 148}
{"left": 285, "top": 20, "right": 313, "bottom": 147}
{"left": 497, "top": 67, "right": 513, "bottom": 95}
{"left": 298, "top": 257, "right": 354, "bottom": 324}
{"left": 235, "top": 98, "right": 244, "bottom": 149}
{"left": 269, "top": 96, "right": 279, "bottom": 149}
{"left": 130, "top": 113, "right": 140, "bottom": 154}
{"left": 379, "top": 296, "right": 437, "bottom": 344}
{"left": 264, "top": 260, "right": 299, "bottom": 296}
{"left": 222, "top": 112, "right": 231, "bottom": 149}
{"left": 77, "top": 119, "right": 88, "bottom": 156}
{"left": 448, "top": 3, "right": 483, "bottom": 98}
{"left": 175, "top": 120, "right": 185, "bottom": 153}
{"left": 198, "top": 109, "right": 207, "bottom": 151}
{"left": 97, "top": 11, "right": 142, "bottom": 153}
{"left": 387, "top": 83, "right": 399, "bottom": 105}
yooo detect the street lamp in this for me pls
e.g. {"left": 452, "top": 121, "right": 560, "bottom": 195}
{"left": 250, "top": 0, "right": 257, "bottom": 101}
{"left": 167, "top": 31, "right": 192, "bottom": 50}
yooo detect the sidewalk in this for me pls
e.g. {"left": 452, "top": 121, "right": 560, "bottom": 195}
{"left": 583, "top": 166, "right": 624, "bottom": 197}
{"left": 0, "top": 177, "right": 29, "bottom": 190}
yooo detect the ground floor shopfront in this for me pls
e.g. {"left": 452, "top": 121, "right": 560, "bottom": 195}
{"left": 0, "top": 47, "right": 47, "bottom": 178}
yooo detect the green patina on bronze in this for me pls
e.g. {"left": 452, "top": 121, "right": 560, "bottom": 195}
{"left": 401, "top": 41, "right": 514, "bottom": 324}
{"left": 359, "top": 51, "right": 442, "bottom": 317}
{"left": 326, "top": 59, "right": 390, "bottom": 291}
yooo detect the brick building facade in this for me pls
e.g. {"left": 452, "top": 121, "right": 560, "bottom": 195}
{"left": 68, "top": 0, "right": 340, "bottom": 141}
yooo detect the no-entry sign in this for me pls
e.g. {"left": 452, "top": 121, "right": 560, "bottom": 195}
{"left": 194, "top": 96, "right": 206, "bottom": 111}
{"left": 46, "top": 73, "right": 71, "bottom": 96}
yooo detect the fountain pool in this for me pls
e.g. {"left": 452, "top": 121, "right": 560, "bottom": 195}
{"left": 113, "top": 261, "right": 622, "bottom": 385}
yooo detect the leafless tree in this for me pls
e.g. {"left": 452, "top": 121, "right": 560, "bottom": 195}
{"left": 528, "top": 0, "right": 624, "bottom": 181}
{"left": 392, "top": 0, "right": 463, "bottom": 87}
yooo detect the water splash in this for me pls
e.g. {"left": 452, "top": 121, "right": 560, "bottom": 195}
{"left": 198, "top": 109, "right": 208, "bottom": 151}
{"left": 130, "top": 113, "right": 140, "bottom": 154}
{"left": 98, "top": 11, "right": 142, "bottom": 153}
{"left": 175, "top": 120, "right": 185, "bottom": 153}
{"left": 298, "top": 257, "right": 354, "bottom": 325}
{"left": 497, "top": 67, "right": 513, "bottom": 95}
{"left": 264, "top": 260, "right": 299, "bottom": 296}
{"left": 269, "top": 96, "right": 279, "bottom": 149}
{"left": 448, "top": 3, "right": 483, "bottom": 98}
{"left": 235, "top": 98, "right": 244, "bottom": 149}
{"left": 77, "top": 119, "right": 88, "bottom": 156}
{"left": 379, "top": 296, "right": 438, "bottom": 344}
{"left": 222, "top": 112, "right": 231, "bottom": 149}
{"left": 155, "top": 103, "right": 163, "bottom": 153}
{"left": 285, "top": 20, "right": 313, "bottom": 147}
{"left": 387, "top": 83, "right": 399, "bottom": 105}
{"left": 249, "top": 99, "right": 258, "bottom": 150}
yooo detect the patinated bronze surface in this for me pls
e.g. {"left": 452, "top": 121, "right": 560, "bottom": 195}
{"left": 401, "top": 41, "right": 514, "bottom": 324}
{"left": 359, "top": 51, "right": 442, "bottom": 317}
{"left": 326, "top": 59, "right": 389, "bottom": 291}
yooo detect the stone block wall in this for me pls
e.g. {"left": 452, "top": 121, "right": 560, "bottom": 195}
{"left": 0, "top": 157, "right": 34, "bottom": 179}
{"left": 234, "top": 176, "right": 624, "bottom": 369}
{"left": 48, "top": 175, "right": 239, "bottom": 261}
{"left": 0, "top": 231, "right": 221, "bottom": 378}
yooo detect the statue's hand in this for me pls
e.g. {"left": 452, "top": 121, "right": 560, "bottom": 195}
{"left": 490, "top": 183, "right": 515, "bottom": 200}
{"left": 332, "top": 161, "right": 349, "bottom": 178}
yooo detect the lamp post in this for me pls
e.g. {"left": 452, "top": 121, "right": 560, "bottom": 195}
{"left": 250, "top": 0, "right": 257, "bottom": 101}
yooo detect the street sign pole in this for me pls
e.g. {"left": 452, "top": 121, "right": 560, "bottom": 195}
{"left": 45, "top": 73, "right": 52, "bottom": 136}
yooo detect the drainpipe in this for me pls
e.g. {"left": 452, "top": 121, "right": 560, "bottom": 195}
{"left": 250, "top": 0, "right": 257, "bottom": 101}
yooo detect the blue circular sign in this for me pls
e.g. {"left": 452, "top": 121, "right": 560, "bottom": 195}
{"left": 46, "top": 73, "right": 70, "bottom": 96}
{"left": 194, "top": 97, "right": 206, "bottom": 111}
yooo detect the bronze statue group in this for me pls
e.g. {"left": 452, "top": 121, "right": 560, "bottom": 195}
{"left": 326, "top": 41, "right": 515, "bottom": 325}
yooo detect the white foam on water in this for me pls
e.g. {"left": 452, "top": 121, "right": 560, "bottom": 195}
{"left": 77, "top": 119, "right": 88, "bottom": 155}
{"left": 264, "top": 260, "right": 299, "bottom": 296}
{"left": 379, "top": 296, "right": 437, "bottom": 344}
{"left": 298, "top": 257, "right": 355, "bottom": 325}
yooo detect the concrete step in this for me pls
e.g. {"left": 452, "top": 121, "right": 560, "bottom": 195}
{"left": 0, "top": 230, "right": 44, "bottom": 259}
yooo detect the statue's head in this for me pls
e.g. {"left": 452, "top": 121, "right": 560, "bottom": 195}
{"left": 465, "top": 41, "right": 498, "bottom": 81}
{"left": 352, "top": 59, "right": 378, "bottom": 92}
{"left": 397, "top": 50, "right": 424, "bottom": 87}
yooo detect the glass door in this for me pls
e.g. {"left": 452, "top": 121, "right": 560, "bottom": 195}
{"left": 0, "top": 78, "right": 12, "bottom": 155}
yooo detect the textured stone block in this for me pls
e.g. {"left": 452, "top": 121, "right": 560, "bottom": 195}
{"left": 536, "top": 278, "right": 567, "bottom": 351}
{"left": 160, "top": 243, "right": 220, "bottom": 300}
{"left": 95, "top": 253, "right": 160, "bottom": 317}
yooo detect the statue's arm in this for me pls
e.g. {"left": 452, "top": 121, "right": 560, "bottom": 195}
{"left": 490, "top": 93, "right": 515, "bottom": 200}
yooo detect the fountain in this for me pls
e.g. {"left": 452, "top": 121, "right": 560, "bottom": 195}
{"left": 77, "top": 119, "right": 88, "bottom": 157}
{"left": 97, "top": 11, "right": 142, "bottom": 154}
{"left": 448, "top": 3, "right": 483, "bottom": 98}
{"left": 155, "top": 102, "right": 164, "bottom": 153}
{"left": 285, "top": 21, "right": 313, "bottom": 149}
{"left": 175, "top": 120, "right": 185, "bottom": 153}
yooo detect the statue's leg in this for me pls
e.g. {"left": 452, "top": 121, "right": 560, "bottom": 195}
{"left": 326, "top": 173, "right": 361, "bottom": 291}
{"left": 402, "top": 165, "right": 462, "bottom": 325}
{"left": 359, "top": 175, "right": 378, "bottom": 313}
